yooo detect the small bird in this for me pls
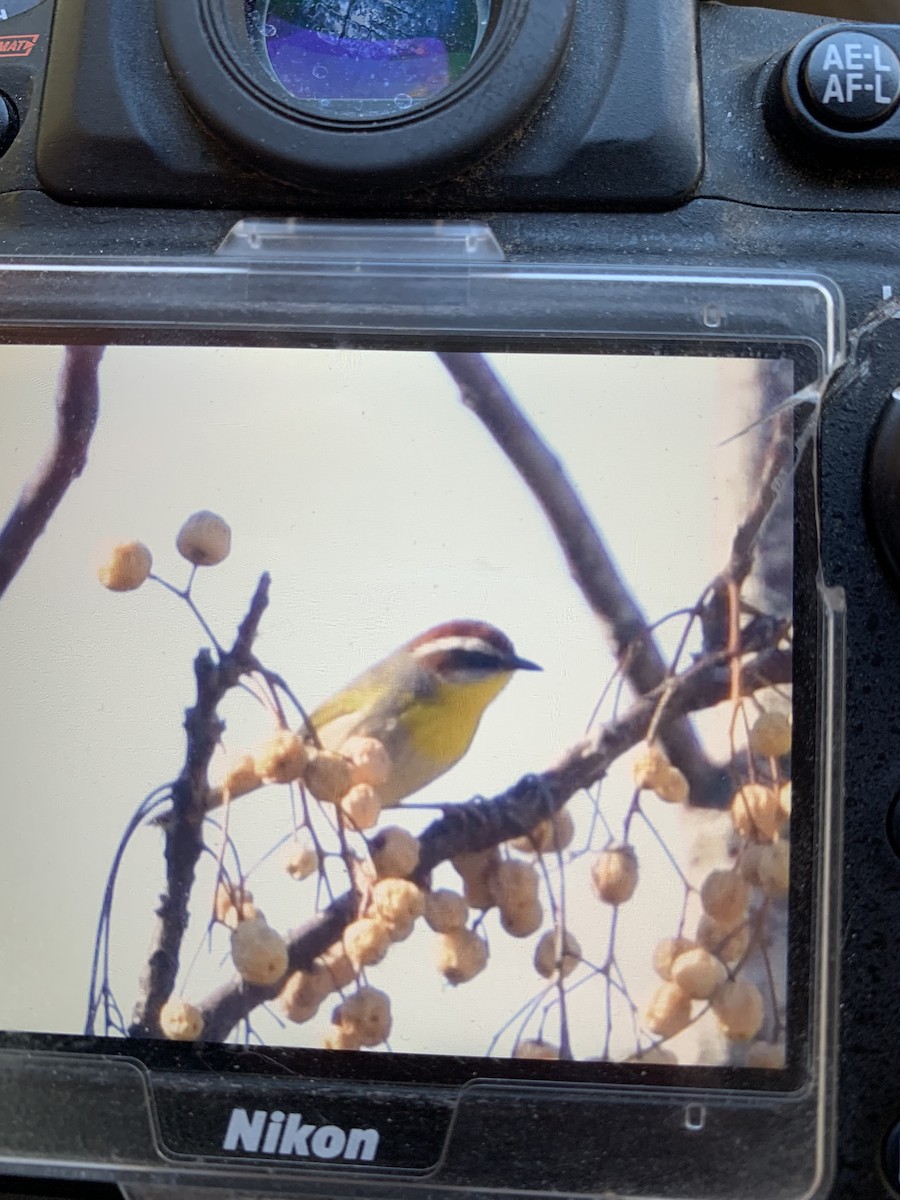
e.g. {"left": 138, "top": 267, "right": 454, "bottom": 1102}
{"left": 307, "top": 620, "right": 541, "bottom": 806}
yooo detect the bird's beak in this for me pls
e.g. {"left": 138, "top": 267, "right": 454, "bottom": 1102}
{"left": 510, "top": 655, "right": 541, "bottom": 672}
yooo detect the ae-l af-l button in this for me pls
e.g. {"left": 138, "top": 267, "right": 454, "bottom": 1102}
{"left": 801, "top": 30, "right": 900, "bottom": 130}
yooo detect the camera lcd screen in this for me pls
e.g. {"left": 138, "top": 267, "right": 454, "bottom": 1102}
{"left": 0, "top": 343, "right": 806, "bottom": 1085}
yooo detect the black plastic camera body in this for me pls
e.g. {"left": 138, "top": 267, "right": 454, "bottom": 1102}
{"left": 2, "top": 4, "right": 900, "bottom": 1200}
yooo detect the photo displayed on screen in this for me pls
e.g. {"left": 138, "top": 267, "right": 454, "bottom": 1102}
{"left": 0, "top": 346, "right": 796, "bottom": 1071}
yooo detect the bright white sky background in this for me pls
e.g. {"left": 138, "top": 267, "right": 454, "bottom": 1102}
{"left": 0, "top": 346, "right": 785, "bottom": 1064}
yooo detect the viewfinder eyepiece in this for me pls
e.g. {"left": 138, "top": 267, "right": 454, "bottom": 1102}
{"left": 158, "top": 0, "right": 575, "bottom": 190}
{"left": 249, "top": 0, "right": 492, "bottom": 121}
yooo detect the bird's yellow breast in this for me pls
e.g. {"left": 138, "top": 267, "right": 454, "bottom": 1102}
{"left": 400, "top": 671, "right": 513, "bottom": 767}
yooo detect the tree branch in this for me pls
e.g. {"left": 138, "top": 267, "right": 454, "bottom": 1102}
{"left": 197, "top": 640, "right": 790, "bottom": 1042}
{"left": 0, "top": 345, "right": 104, "bottom": 599}
{"left": 728, "top": 410, "right": 792, "bottom": 587}
{"left": 128, "top": 573, "right": 271, "bottom": 1037}
{"left": 437, "top": 351, "right": 730, "bottom": 805}
{"left": 700, "top": 407, "right": 794, "bottom": 672}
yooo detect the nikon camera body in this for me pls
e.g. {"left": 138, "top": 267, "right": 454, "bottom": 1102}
{"left": 0, "top": 3, "right": 899, "bottom": 1200}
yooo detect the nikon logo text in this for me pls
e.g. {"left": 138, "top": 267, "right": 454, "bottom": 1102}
{"left": 222, "top": 1108, "right": 380, "bottom": 1161}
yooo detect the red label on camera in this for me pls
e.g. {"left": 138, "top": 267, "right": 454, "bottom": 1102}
{"left": 0, "top": 32, "right": 39, "bottom": 57}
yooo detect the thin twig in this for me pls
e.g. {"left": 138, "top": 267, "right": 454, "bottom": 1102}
{"left": 701, "top": 407, "right": 793, "bottom": 661}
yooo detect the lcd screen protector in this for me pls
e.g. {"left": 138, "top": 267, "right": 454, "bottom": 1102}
{"left": 0, "top": 344, "right": 802, "bottom": 1083}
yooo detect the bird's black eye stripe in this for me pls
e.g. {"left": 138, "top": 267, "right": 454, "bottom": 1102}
{"left": 442, "top": 648, "right": 507, "bottom": 673}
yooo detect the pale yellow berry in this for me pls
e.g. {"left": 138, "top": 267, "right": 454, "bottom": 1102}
{"left": 591, "top": 845, "right": 638, "bottom": 905}
{"left": 241, "top": 903, "right": 263, "bottom": 927}
{"left": 453, "top": 847, "right": 501, "bottom": 910}
{"left": 749, "top": 711, "right": 792, "bottom": 759}
{"left": 435, "top": 928, "right": 488, "bottom": 985}
{"left": 231, "top": 917, "right": 288, "bottom": 986}
{"left": 514, "top": 1040, "right": 559, "bottom": 1060}
{"left": 509, "top": 808, "right": 575, "bottom": 854}
{"left": 653, "top": 936, "right": 696, "bottom": 981}
{"left": 339, "top": 783, "right": 382, "bottom": 830}
{"left": 332, "top": 986, "right": 391, "bottom": 1047}
{"left": 342, "top": 918, "right": 391, "bottom": 971}
{"left": 696, "top": 914, "right": 750, "bottom": 964}
{"left": 738, "top": 842, "right": 766, "bottom": 887}
{"left": 745, "top": 1040, "right": 786, "bottom": 1069}
{"left": 385, "top": 916, "right": 415, "bottom": 943}
{"left": 304, "top": 749, "right": 354, "bottom": 805}
{"left": 278, "top": 965, "right": 331, "bottom": 1023}
{"left": 98, "top": 541, "right": 152, "bottom": 591}
{"left": 159, "top": 998, "right": 204, "bottom": 1041}
{"left": 757, "top": 840, "right": 790, "bottom": 898}
{"left": 283, "top": 839, "right": 317, "bottom": 882}
{"left": 731, "top": 783, "right": 785, "bottom": 842}
{"left": 632, "top": 742, "right": 670, "bottom": 790}
{"left": 489, "top": 861, "right": 542, "bottom": 937}
{"left": 489, "top": 860, "right": 540, "bottom": 911}
{"left": 176, "top": 510, "right": 231, "bottom": 566}
{"left": 214, "top": 880, "right": 251, "bottom": 923}
{"left": 323, "top": 1024, "right": 362, "bottom": 1051}
{"left": 712, "top": 979, "right": 765, "bottom": 1041}
{"left": 626, "top": 1046, "right": 678, "bottom": 1065}
{"left": 700, "top": 869, "right": 750, "bottom": 926}
{"left": 342, "top": 737, "right": 392, "bottom": 788}
{"left": 370, "top": 879, "right": 425, "bottom": 936}
{"left": 644, "top": 982, "right": 692, "bottom": 1040}
{"left": 424, "top": 889, "right": 469, "bottom": 933}
{"left": 319, "top": 945, "right": 357, "bottom": 991}
{"left": 222, "top": 753, "right": 262, "bottom": 798}
{"left": 206, "top": 754, "right": 262, "bottom": 810}
{"left": 778, "top": 782, "right": 792, "bottom": 820}
{"left": 226, "top": 901, "right": 261, "bottom": 930}
{"left": 213, "top": 881, "right": 258, "bottom": 930}
{"left": 453, "top": 847, "right": 500, "bottom": 880}
{"left": 670, "top": 947, "right": 727, "bottom": 1000}
{"left": 255, "top": 730, "right": 307, "bottom": 785}
{"left": 463, "top": 874, "right": 496, "bottom": 910}
{"left": 369, "top": 826, "right": 420, "bottom": 879}
{"left": 654, "top": 766, "right": 689, "bottom": 805}
{"left": 500, "top": 899, "right": 544, "bottom": 938}
{"left": 533, "top": 929, "right": 581, "bottom": 979}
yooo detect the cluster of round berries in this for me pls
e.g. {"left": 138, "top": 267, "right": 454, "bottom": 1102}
{"left": 174, "top": 802, "right": 585, "bottom": 1047}
{"left": 446, "top": 806, "right": 575, "bottom": 934}
{"left": 158, "top": 826, "right": 424, "bottom": 1045}
{"left": 732, "top": 709, "right": 792, "bottom": 901}
{"left": 632, "top": 742, "right": 689, "bottom": 805}
{"left": 213, "top": 732, "right": 392, "bottom": 829}
{"left": 157, "top": 879, "right": 291, "bottom": 1041}
{"left": 635, "top": 710, "right": 791, "bottom": 1065}
{"left": 426, "top": 808, "right": 582, "bottom": 994}
{"left": 98, "top": 510, "right": 232, "bottom": 590}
